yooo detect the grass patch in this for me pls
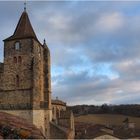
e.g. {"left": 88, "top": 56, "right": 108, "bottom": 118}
{"left": 75, "top": 114, "right": 140, "bottom": 128}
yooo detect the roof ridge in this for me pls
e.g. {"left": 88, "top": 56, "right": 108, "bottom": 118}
{"left": 4, "top": 11, "right": 38, "bottom": 41}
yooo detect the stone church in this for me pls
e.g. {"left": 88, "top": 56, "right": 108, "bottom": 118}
{"left": 0, "top": 7, "right": 74, "bottom": 139}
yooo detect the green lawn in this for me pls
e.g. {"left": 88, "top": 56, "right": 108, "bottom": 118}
{"left": 75, "top": 114, "right": 140, "bottom": 128}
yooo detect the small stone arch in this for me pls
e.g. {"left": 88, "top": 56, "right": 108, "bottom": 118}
{"left": 18, "top": 56, "right": 22, "bottom": 63}
{"left": 13, "top": 57, "right": 17, "bottom": 63}
{"left": 15, "top": 41, "right": 20, "bottom": 50}
{"left": 16, "top": 75, "right": 19, "bottom": 87}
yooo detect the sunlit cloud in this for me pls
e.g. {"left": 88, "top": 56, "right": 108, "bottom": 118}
{"left": 0, "top": 1, "right": 140, "bottom": 105}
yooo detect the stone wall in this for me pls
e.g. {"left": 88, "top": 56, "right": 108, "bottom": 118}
{"left": 58, "top": 111, "right": 75, "bottom": 131}
{"left": 32, "top": 40, "right": 44, "bottom": 109}
{"left": 50, "top": 122, "right": 75, "bottom": 139}
{"left": 32, "top": 40, "right": 52, "bottom": 137}
{"left": 33, "top": 109, "right": 52, "bottom": 137}
{"left": 0, "top": 110, "right": 33, "bottom": 123}
{"left": 50, "top": 122, "right": 69, "bottom": 139}
{"left": 43, "top": 44, "right": 51, "bottom": 110}
{"left": 52, "top": 104, "right": 66, "bottom": 121}
{"left": 3, "top": 39, "right": 33, "bottom": 90}
{"left": 0, "top": 38, "right": 53, "bottom": 137}
{"left": 33, "top": 110, "right": 45, "bottom": 134}
{"left": 50, "top": 110, "right": 75, "bottom": 139}
{"left": 0, "top": 38, "right": 51, "bottom": 137}
{"left": 0, "top": 89, "right": 32, "bottom": 109}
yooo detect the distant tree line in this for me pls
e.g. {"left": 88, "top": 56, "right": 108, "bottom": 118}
{"left": 68, "top": 104, "right": 140, "bottom": 117}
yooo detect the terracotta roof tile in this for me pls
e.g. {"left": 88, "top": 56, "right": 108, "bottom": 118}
{"left": 52, "top": 99, "right": 66, "bottom": 106}
{"left": 0, "top": 112, "right": 45, "bottom": 139}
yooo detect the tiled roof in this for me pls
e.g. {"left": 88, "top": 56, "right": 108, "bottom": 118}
{"left": 4, "top": 11, "right": 37, "bottom": 41}
{"left": 52, "top": 99, "right": 66, "bottom": 106}
{"left": 0, "top": 112, "right": 45, "bottom": 139}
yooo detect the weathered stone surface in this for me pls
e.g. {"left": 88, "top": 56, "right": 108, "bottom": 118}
{"left": 0, "top": 8, "right": 75, "bottom": 139}
{"left": 0, "top": 11, "right": 52, "bottom": 136}
{"left": 52, "top": 99, "right": 66, "bottom": 121}
{"left": 50, "top": 122, "right": 75, "bottom": 139}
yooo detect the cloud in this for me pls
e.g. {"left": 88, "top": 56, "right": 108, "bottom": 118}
{"left": 95, "top": 12, "right": 124, "bottom": 33}
{"left": 0, "top": 1, "right": 140, "bottom": 105}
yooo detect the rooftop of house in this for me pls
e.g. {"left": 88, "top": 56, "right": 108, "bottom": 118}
{"left": 52, "top": 99, "right": 66, "bottom": 106}
{"left": 0, "top": 112, "right": 45, "bottom": 139}
{"left": 75, "top": 122, "right": 140, "bottom": 139}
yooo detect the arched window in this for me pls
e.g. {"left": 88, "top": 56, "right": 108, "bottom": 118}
{"left": 16, "top": 75, "right": 19, "bottom": 87}
{"left": 37, "top": 46, "right": 41, "bottom": 57}
{"left": 15, "top": 42, "right": 20, "bottom": 50}
{"left": 13, "top": 57, "right": 17, "bottom": 63}
{"left": 18, "top": 56, "right": 22, "bottom": 63}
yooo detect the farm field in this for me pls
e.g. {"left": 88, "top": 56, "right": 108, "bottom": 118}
{"left": 75, "top": 114, "right": 140, "bottom": 129}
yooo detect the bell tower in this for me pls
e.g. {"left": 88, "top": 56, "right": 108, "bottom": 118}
{"left": 3, "top": 11, "right": 36, "bottom": 91}
{"left": 2, "top": 9, "right": 52, "bottom": 136}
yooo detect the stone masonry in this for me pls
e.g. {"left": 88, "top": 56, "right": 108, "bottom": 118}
{"left": 0, "top": 7, "right": 75, "bottom": 139}
{"left": 0, "top": 10, "right": 52, "bottom": 137}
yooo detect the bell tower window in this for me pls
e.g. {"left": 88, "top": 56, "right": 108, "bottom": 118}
{"left": 13, "top": 57, "right": 17, "bottom": 63}
{"left": 15, "top": 42, "right": 20, "bottom": 50}
{"left": 16, "top": 75, "right": 19, "bottom": 87}
{"left": 18, "top": 56, "right": 22, "bottom": 63}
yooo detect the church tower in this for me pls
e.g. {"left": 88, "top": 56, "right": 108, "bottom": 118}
{"left": 1, "top": 9, "right": 52, "bottom": 136}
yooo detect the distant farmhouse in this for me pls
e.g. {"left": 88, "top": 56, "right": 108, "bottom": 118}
{"left": 0, "top": 6, "right": 74, "bottom": 139}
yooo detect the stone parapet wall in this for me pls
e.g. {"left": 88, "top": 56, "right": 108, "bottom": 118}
{"left": 50, "top": 122, "right": 70, "bottom": 139}
{"left": 0, "top": 89, "right": 32, "bottom": 109}
{"left": 0, "top": 103, "right": 32, "bottom": 110}
{"left": 0, "top": 110, "right": 33, "bottom": 123}
{"left": 50, "top": 122, "right": 75, "bottom": 139}
{"left": 58, "top": 111, "right": 75, "bottom": 132}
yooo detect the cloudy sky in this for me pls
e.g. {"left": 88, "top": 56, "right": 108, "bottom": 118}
{"left": 0, "top": 1, "right": 140, "bottom": 105}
